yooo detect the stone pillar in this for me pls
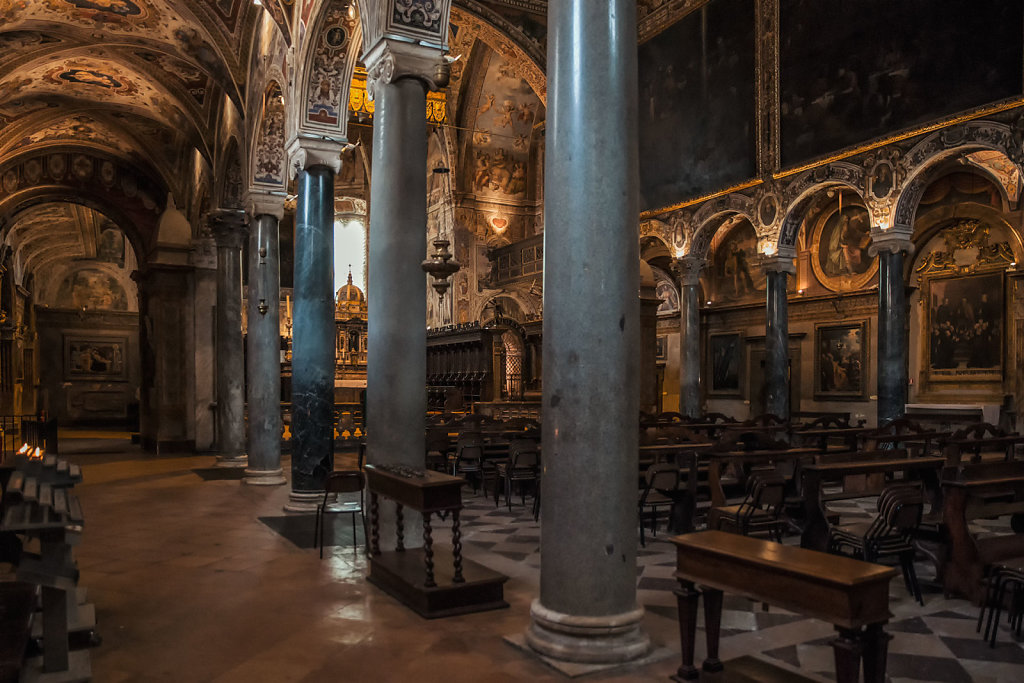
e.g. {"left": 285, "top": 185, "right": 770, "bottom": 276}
{"left": 871, "top": 228, "right": 913, "bottom": 425}
{"left": 674, "top": 256, "right": 705, "bottom": 418}
{"left": 761, "top": 252, "right": 795, "bottom": 419}
{"left": 526, "top": 0, "right": 650, "bottom": 664}
{"left": 190, "top": 237, "right": 218, "bottom": 451}
{"left": 363, "top": 38, "right": 449, "bottom": 546}
{"left": 245, "top": 194, "right": 286, "bottom": 485}
{"left": 283, "top": 139, "right": 341, "bottom": 511}
{"left": 211, "top": 211, "right": 248, "bottom": 467}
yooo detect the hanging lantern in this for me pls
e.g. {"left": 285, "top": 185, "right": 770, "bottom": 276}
{"left": 421, "top": 238, "right": 461, "bottom": 301}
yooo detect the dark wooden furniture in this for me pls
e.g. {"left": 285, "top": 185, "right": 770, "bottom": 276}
{"left": 0, "top": 581, "right": 35, "bottom": 683}
{"left": 941, "top": 462, "right": 1024, "bottom": 602}
{"left": 942, "top": 423, "right": 1024, "bottom": 467}
{"left": 706, "top": 446, "right": 819, "bottom": 506}
{"left": 800, "top": 457, "right": 944, "bottom": 551}
{"left": 365, "top": 464, "right": 508, "bottom": 618}
{"left": 670, "top": 531, "right": 896, "bottom": 683}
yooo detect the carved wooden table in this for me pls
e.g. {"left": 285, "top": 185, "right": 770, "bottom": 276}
{"left": 364, "top": 464, "right": 508, "bottom": 618}
{"left": 670, "top": 531, "right": 896, "bottom": 683}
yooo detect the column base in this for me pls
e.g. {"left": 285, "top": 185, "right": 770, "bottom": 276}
{"left": 243, "top": 468, "right": 287, "bottom": 486}
{"left": 283, "top": 490, "right": 323, "bottom": 513}
{"left": 525, "top": 599, "right": 651, "bottom": 665}
{"left": 215, "top": 454, "right": 247, "bottom": 468}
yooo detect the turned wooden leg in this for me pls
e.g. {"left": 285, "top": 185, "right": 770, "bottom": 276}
{"left": 861, "top": 623, "right": 891, "bottom": 683}
{"left": 671, "top": 580, "right": 700, "bottom": 682}
{"left": 702, "top": 587, "right": 724, "bottom": 673}
{"left": 423, "top": 512, "right": 436, "bottom": 588}
{"left": 832, "top": 627, "right": 864, "bottom": 683}
{"left": 452, "top": 508, "right": 465, "bottom": 583}
{"left": 395, "top": 503, "right": 405, "bottom": 552}
{"left": 369, "top": 491, "right": 381, "bottom": 556}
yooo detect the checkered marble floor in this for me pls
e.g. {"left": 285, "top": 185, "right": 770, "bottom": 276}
{"left": 431, "top": 487, "right": 1024, "bottom": 683}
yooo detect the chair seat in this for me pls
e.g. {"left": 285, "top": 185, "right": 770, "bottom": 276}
{"left": 323, "top": 501, "right": 362, "bottom": 513}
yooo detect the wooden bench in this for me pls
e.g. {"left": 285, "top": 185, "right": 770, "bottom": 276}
{"left": 799, "top": 456, "right": 944, "bottom": 551}
{"left": 941, "top": 462, "right": 1024, "bottom": 602}
{"left": 670, "top": 530, "right": 896, "bottom": 683}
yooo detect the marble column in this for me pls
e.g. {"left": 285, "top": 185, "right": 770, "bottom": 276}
{"left": 211, "top": 211, "right": 248, "bottom": 467}
{"left": 762, "top": 253, "right": 795, "bottom": 419}
{"left": 872, "top": 229, "right": 913, "bottom": 425}
{"left": 284, "top": 139, "right": 341, "bottom": 511}
{"left": 363, "top": 40, "right": 448, "bottom": 548}
{"left": 674, "top": 256, "right": 705, "bottom": 418}
{"left": 526, "top": 0, "right": 650, "bottom": 664}
{"left": 244, "top": 194, "right": 286, "bottom": 486}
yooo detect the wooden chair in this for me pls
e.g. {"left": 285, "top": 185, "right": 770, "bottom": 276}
{"left": 708, "top": 472, "right": 788, "bottom": 542}
{"left": 495, "top": 439, "right": 540, "bottom": 510}
{"left": 424, "top": 427, "right": 451, "bottom": 472}
{"left": 828, "top": 483, "right": 925, "bottom": 604}
{"left": 314, "top": 470, "right": 367, "bottom": 559}
{"left": 452, "top": 432, "right": 486, "bottom": 493}
{"left": 979, "top": 556, "right": 1024, "bottom": 647}
{"left": 638, "top": 463, "right": 680, "bottom": 547}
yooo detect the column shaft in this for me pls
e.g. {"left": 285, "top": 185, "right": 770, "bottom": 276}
{"left": 288, "top": 167, "right": 335, "bottom": 508}
{"left": 680, "top": 283, "right": 701, "bottom": 417}
{"left": 877, "top": 249, "right": 907, "bottom": 424}
{"left": 214, "top": 222, "right": 247, "bottom": 466}
{"left": 527, "top": 0, "right": 650, "bottom": 664}
{"left": 765, "top": 269, "right": 789, "bottom": 419}
{"left": 245, "top": 213, "right": 285, "bottom": 485}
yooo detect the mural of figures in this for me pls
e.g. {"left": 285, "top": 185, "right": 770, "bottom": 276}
{"left": 56, "top": 268, "right": 129, "bottom": 310}
{"left": 710, "top": 219, "right": 764, "bottom": 302}
{"left": 811, "top": 202, "right": 877, "bottom": 292}
{"left": 927, "top": 272, "right": 1003, "bottom": 379}
{"left": 96, "top": 226, "right": 125, "bottom": 267}
{"left": 816, "top": 323, "right": 866, "bottom": 397}
{"left": 638, "top": 0, "right": 756, "bottom": 211}
{"left": 652, "top": 265, "right": 679, "bottom": 315}
{"left": 65, "top": 337, "right": 126, "bottom": 379}
{"left": 780, "top": 0, "right": 1023, "bottom": 166}
{"left": 305, "top": 2, "right": 355, "bottom": 129}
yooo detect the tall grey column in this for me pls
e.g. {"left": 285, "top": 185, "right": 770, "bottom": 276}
{"left": 872, "top": 229, "right": 913, "bottom": 425}
{"left": 244, "top": 194, "right": 286, "bottom": 485}
{"left": 527, "top": 0, "right": 650, "bottom": 664}
{"left": 362, "top": 36, "right": 450, "bottom": 548}
{"left": 674, "top": 256, "right": 705, "bottom": 418}
{"left": 762, "top": 253, "right": 795, "bottom": 419}
{"left": 283, "top": 140, "right": 341, "bottom": 511}
{"left": 211, "top": 211, "right": 248, "bottom": 467}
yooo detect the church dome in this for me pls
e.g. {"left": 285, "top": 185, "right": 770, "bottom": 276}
{"left": 337, "top": 270, "right": 364, "bottom": 304}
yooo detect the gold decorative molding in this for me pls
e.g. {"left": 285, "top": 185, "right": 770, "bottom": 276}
{"left": 640, "top": 179, "right": 763, "bottom": 220}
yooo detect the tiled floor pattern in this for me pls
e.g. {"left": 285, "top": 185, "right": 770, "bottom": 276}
{"left": 43, "top": 436, "right": 1024, "bottom": 682}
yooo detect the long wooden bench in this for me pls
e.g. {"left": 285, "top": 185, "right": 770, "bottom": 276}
{"left": 941, "top": 461, "right": 1024, "bottom": 602}
{"left": 670, "top": 530, "right": 896, "bottom": 683}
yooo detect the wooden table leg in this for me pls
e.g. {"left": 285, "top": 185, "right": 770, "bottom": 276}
{"left": 861, "top": 623, "right": 891, "bottom": 683}
{"left": 423, "top": 512, "right": 436, "bottom": 588}
{"left": 701, "top": 586, "right": 724, "bottom": 673}
{"left": 451, "top": 508, "right": 465, "bottom": 583}
{"left": 831, "top": 627, "right": 864, "bottom": 683}
{"left": 369, "top": 491, "right": 381, "bottom": 556}
{"left": 395, "top": 503, "right": 405, "bottom": 552}
{"left": 671, "top": 580, "right": 700, "bottom": 682}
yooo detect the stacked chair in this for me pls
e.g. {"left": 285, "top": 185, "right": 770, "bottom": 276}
{"left": 1, "top": 445, "right": 96, "bottom": 682}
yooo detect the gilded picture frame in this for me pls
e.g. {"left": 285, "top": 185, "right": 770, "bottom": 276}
{"left": 708, "top": 332, "right": 743, "bottom": 397}
{"left": 814, "top": 321, "right": 868, "bottom": 400}
{"left": 924, "top": 271, "right": 1003, "bottom": 384}
{"left": 810, "top": 202, "right": 878, "bottom": 292}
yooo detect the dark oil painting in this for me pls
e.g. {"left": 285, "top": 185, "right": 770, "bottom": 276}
{"left": 816, "top": 323, "right": 866, "bottom": 398}
{"left": 709, "top": 332, "right": 742, "bottom": 395}
{"left": 780, "top": 0, "right": 1024, "bottom": 166}
{"left": 928, "top": 272, "right": 1003, "bottom": 380}
{"left": 638, "top": 0, "right": 756, "bottom": 211}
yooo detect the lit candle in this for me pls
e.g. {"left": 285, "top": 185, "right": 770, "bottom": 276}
{"left": 286, "top": 294, "right": 292, "bottom": 321}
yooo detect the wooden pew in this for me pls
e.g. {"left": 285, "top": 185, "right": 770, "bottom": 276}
{"left": 799, "top": 456, "right": 945, "bottom": 551}
{"left": 941, "top": 423, "right": 1024, "bottom": 467}
{"left": 941, "top": 461, "right": 1024, "bottom": 602}
{"left": 670, "top": 530, "right": 896, "bottom": 683}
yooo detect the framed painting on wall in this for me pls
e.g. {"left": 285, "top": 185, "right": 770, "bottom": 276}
{"left": 814, "top": 322, "right": 868, "bottom": 400}
{"left": 64, "top": 336, "right": 127, "bottom": 380}
{"left": 810, "top": 202, "right": 877, "bottom": 292}
{"left": 708, "top": 332, "right": 743, "bottom": 396}
{"left": 656, "top": 335, "right": 668, "bottom": 361}
{"left": 925, "top": 271, "right": 1003, "bottom": 383}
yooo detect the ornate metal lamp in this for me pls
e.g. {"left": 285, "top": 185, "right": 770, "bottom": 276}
{"left": 421, "top": 238, "right": 461, "bottom": 301}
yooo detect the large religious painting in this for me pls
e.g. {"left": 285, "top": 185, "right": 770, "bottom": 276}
{"left": 652, "top": 265, "right": 679, "bottom": 315}
{"left": 926, "top": 272, "right": 1003, "bottom": 382}
{"left": 708, "top": 332, "right": 743, "bottom": 397}
{"left": 815, "top": 322, "right": 868, "bottom": 400}
{"left": 709, "top": 220, "right": 765, "bottom": 303}
{"left": 780, "top": 0, "right": 1024, "bottom": 166}
{"left": 810, "top": 202, "right": 877, "bottom": 292}
{"left": 64, "top": 336, "right": 127, "bottom": 380}
{"left": 638, "top": 0, "right": 756, "bottom": 211}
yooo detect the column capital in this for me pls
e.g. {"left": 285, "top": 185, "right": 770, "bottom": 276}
{"left": 869, "top": 225, "right": 915, "bottom": 257}
{"left": 671, "top": 256, "right": 706, "bottom": 286}
{"left": 247, "top": 190, "right": 286, "bottom": 221}
{"left": 209, "top": 209, "right": 248, "bottom": 250}
{"left": 286, "top": 135, "right": 346, "bottom": 177}
{"left": 759, "top": 253, "right": 796, "bottom": 276}
{"left": 363, "top": 38, "right": 450, "bottom": 100}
